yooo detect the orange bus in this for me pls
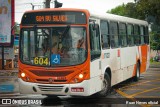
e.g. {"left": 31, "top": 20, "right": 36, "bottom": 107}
{"left": 18, "top": 8, "right": 150, "bottom": 97}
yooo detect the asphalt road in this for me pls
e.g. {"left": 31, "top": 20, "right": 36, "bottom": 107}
{"left": 0, "top": 67, "right": 160, "bottom": 107}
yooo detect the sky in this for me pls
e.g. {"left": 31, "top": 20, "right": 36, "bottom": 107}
{"left": 15, "top": 0, "right": 135, "bottom": 23}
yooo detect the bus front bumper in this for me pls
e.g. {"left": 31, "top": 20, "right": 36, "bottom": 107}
{"left": 18, "top": 78, "right": 90, "bottom": 96}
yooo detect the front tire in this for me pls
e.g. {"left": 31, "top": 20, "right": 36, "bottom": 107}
{"left": 96, "top": 73, "right": 111, "bottom": 97}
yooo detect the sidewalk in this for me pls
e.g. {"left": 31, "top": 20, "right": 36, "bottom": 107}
{"left": 0, "top": 68, "right": 19, "bottom": 94}
{"left": 0, "top": 68, "right": 18, "bottom": 77}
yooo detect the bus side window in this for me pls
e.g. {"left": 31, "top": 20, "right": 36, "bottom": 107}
{"left": 100, "top": 20, "right": 110, "bottom": 49}
{"left": 127, "top": 24, "right": 134, "bottom": 46}
{"left": 89, "top": 23, "right": 101, "bottom": 61}
{"left": 134, "top": 25, "right": 140, "bottom": 45}
{"left": 144, "top": 26, "right": 149, "bottom": 44}
{"left": 140, "top": 26, "right": 145, "bottom": 44}
{"left": 110, "top": 21, "right": 119, "bottom": 48}
{"left": 119, "top": 23, "right": 127, "bottom": 47}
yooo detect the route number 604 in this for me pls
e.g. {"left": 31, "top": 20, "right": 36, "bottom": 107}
{"left": 34, "top": 57, "right": 49, "bottom": 65}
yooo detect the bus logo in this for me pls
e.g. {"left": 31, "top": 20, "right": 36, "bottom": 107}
{"left": 2, "top": 99, "right": 11, "bottom": 104}
{"left": 48, "top": 78, "right": 54, "bottom": 83}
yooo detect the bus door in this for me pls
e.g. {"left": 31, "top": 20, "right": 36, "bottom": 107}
{"left": 89, "top": 21, "right": 102, "bottom": 78}
{"left": 89, "top": 20, "right": 103, "bottom": 93}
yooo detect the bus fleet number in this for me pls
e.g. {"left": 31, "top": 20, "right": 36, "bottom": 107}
{"left": 34, "top": 57, "right": 49, "bottom": 65}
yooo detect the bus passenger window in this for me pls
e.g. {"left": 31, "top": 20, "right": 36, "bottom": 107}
{"left": 144, "top": 27, "right": 149, "bottom": 44}
{"left": 134, "top": 25, "right": 140, "bottom": 45}
{"left": 119, "top": 23, "right": 127, "bottom": 47}
{"left": 140, "top": 26, "right": 145, "bottom": 44}
{"left": 100, "top": 21, "right": 110, "bottom": 49}
{"left": 127, "top": 24, "right": 134, "bottom": 46}
{"left": 110, "top": 22, "right": 119, "bottom": 48}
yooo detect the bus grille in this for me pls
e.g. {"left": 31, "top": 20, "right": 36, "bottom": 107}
{"left": 38, "top": 85, "right": 64, "bottom": 92}
{"left": 36, "top": 79, "right": 67, "bottom": 83}
{"left": 30, "top": 70, "right": 74, "bottom": 77}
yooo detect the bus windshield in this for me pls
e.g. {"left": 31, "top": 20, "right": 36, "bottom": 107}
{"left": 20, "top": 26, "right": 87, "bottom": 67}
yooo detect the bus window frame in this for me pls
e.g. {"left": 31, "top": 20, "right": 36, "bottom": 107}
{"left": 144, "top": 26, "right": 149, "bottom": 44}
{"left": 109, "top": 21, "right": 120, "bottom": 49}
{"left": 119, "top": 22, "right": 127, "bottom": 48}
{"left": 140, "top": 25, "right": 145, "bottom": 45}
{"left": 134, "top": 24, "right": 140, "bottom": 46}
{"left": 89, "top": 23, "right": 101, "bottom": 61}
{"left": 127, "top": 24, "right": 135, "bottom": 47}
{"left": 100, "top": 20, "right": 110, "bottom": 49}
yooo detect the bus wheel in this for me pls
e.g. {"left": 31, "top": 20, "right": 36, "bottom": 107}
{"left": 97, "top": 73, "right": 111, "bottom": 97}
{"left": 134, "top": 63, "right": 140, "bottom": 81}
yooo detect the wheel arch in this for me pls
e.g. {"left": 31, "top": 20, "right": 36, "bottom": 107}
{"left": 104, "top": 66, "right": 112, "bottom": 81}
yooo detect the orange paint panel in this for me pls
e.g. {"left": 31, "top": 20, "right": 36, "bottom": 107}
{"left": 18, "top": 56, "right": 90, "bottom": 84}
{"left": 140, "top": 45, "right": 148, "bottom": 73}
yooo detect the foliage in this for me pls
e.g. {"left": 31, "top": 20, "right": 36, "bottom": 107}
{"left": 107, "top": 4, "right": 126, "bottom": 16}
{"left": 107, "top": 3, "right": 138, "bottom": 19}
{"left": 136, "top": 0, "right": 160, "bottom": 24}
{"left": 150, "top": 32, "right": 160, "bottom": 51}
{"left": 107, "top": 0, "right": 160, "bottom": 23}
{"left": 150, "top": 60, "right": 160, "bottom": 65}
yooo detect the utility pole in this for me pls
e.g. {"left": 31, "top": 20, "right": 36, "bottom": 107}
{"left": 30, "top": 3, "right": 35, "bottom": 10}
{"left": 45, "top": 0, "right": 51, "bottom": 8}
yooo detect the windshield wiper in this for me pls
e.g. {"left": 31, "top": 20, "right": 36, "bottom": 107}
{"left": 61, "top": 25, "right": 70, "bottom": 37}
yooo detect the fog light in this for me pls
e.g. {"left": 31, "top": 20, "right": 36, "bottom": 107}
{"left": 79, "top": 74, "right": 83, "bottom": 79}
{"left": 21, "top": 73, "right": 26, "bottom": 77}
{"left": 74, "top": 78, "right": 78, "bottom": 83}
{"left": 26, "top": 77, "right": 30, "bottom": 81}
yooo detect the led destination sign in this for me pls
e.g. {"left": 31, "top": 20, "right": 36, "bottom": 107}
{"left": 21, "top": 11, "right": 86, "bottom": 25}
{"left": 36, "top": 15, "right": 68, "bottom": 22}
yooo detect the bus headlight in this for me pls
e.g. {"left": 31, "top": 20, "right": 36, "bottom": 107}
{"left": 21, "top": 72, "right": 26, "bottom": 77}
{"left": 79, "top": 74, "right": 84, "bottom": 79}
{"left": 70, "top": 71, "right": 89, "bottom": 83}
{"left": 19, "top": 70, "right": 32, "bottom": 82}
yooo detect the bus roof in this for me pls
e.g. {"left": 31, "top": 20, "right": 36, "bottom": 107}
{"left": 89, "top": 10, "right": 148, "bottom": 26}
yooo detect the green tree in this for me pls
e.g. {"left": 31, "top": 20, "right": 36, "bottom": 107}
{"left": 107, "top": 3, "right": 138, "bottom": 19}
{"left": 136, "top": 0, "right": 160, "bottom": 24}
{"left": 108, "top": 0, "right": 160, "bottom": 23}
{"left": 107, "top": 4, "right": 126, "bottom": 16}
{"left": 150, "top": 32, "right": 160, "bottom": 52}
